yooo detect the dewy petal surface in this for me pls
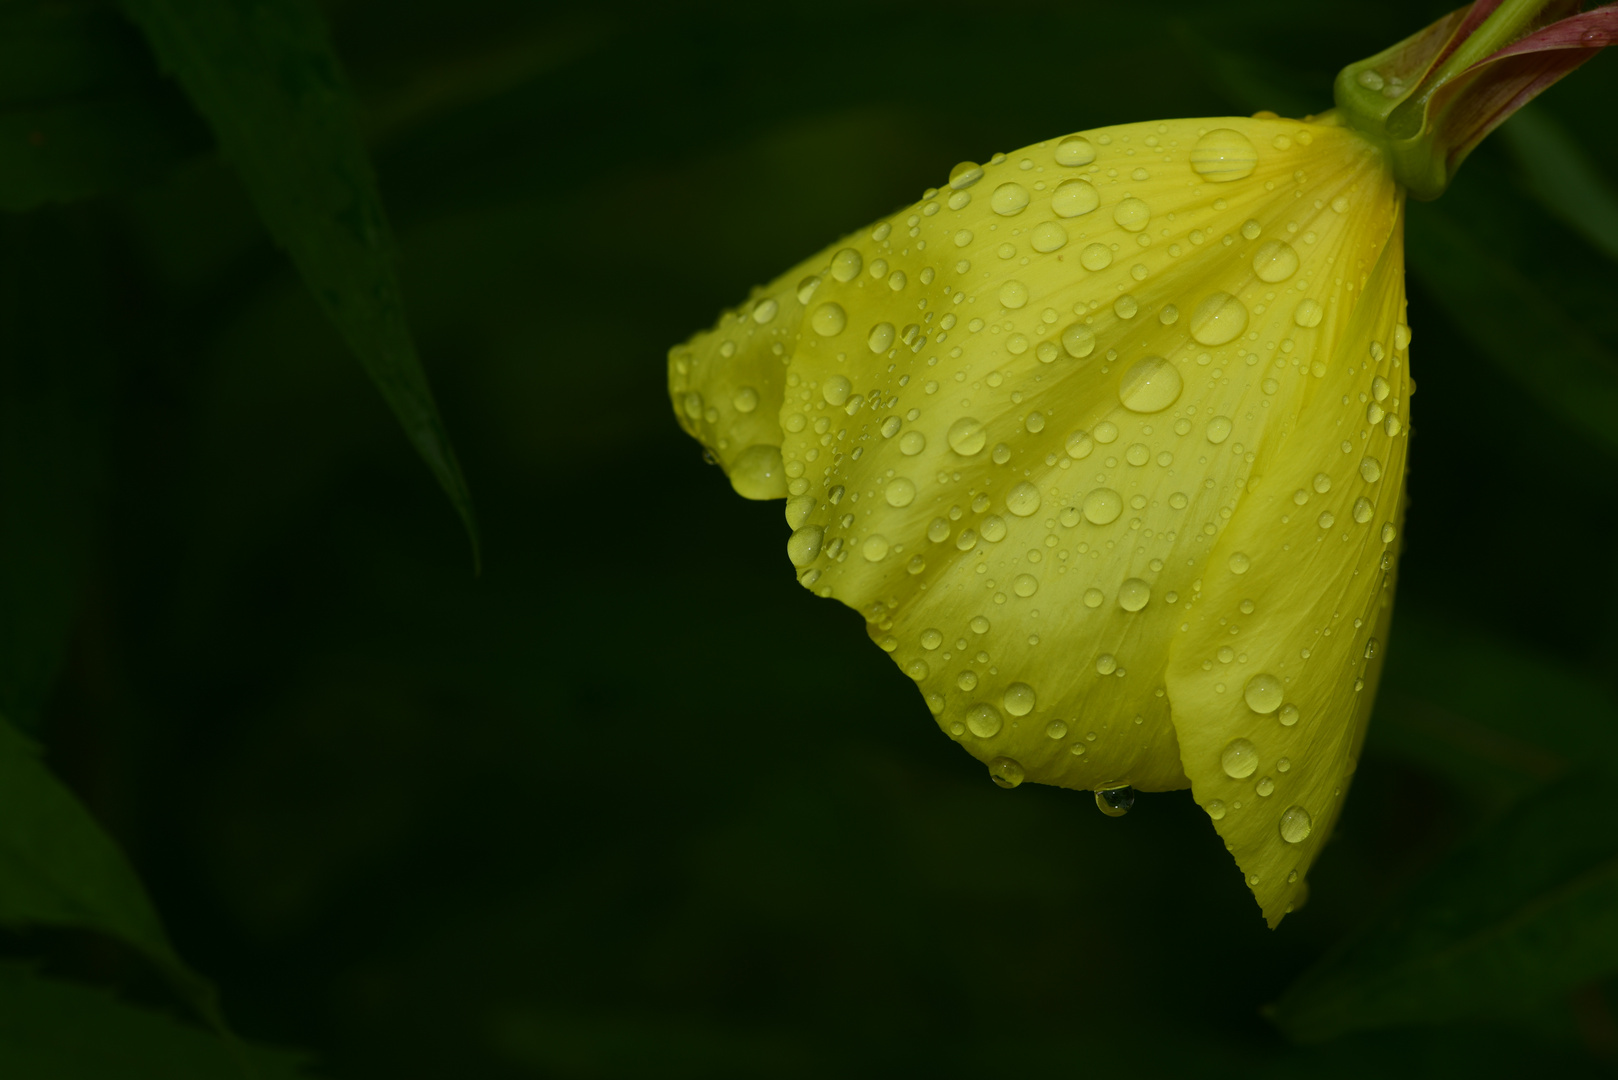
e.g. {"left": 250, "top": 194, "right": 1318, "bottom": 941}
{"left": 671, "top": 112, "right": 1409, "bottom": 922}
{"left": 668, "top": 241, "right": 852, "bottom": 499}
{"left": 1166, "top": 203, "right": 1409, "bottom": 927}
{"left": 769, "top": 116, "right": 1404, "bottom": 905}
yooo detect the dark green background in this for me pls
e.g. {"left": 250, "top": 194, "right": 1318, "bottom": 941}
{"left": 8, "top": 0, "right": 1618, "bottom": 1075}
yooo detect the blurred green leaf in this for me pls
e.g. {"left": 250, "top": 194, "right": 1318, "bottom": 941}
{"left": 1370, "top": 604, "right": 1618, "bottom": 804}
{"left": 1501, "top": 106, "right": 1618, "bottom": 264}
{"left": 1270, "top": 772, "right": 1618, "bottom": 1042}
{"left": 119, "top": 0, "right": 480, "bottom": 567}
{"left": 1407, "top": 200, "right": 1618, "bottom": 455}
{"left": 0, "top": 0, "right": 206, "bottom": 209}
{"left": 0, "top": 715, "right": 217, "bottom": 1024}
{"left": 0, "top": 962, "right": 310, "bottom": 1078}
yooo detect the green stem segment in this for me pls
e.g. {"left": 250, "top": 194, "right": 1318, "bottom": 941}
{"left": 1335, "top": 0, "right": 1580, "bottom": 199}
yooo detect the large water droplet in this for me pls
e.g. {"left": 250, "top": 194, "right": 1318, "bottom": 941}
{"left": 966, "top": 703, "right": 1003, "bottom": 738}
{"left": 1244, "top": 673, "right": 1284, "bottom": 714}
{"left": 1190, "top": 129, "right": 1258, "bottom": 181}
{"left": 1251, "top": 239, "right": 1300, "bottom": 282}
{"left": 991, "top": 182, "right": 1030, "bottom": 216}
{"left": 862, "top": 534, "right": 889, "bottom": 561}
{"left": 1118, "top": 578, "right": 1151, "bottom": 611}
{"left": 830, "top": 248, "right": 862, "bottom": 283}
{"left": 1082, "top": 488, "right": 1123, "bottom": 525}
{"left": 1294, "top": 298, "right": 1323, "bottom": 328}
{"left": 822, "top": 375, "right": 852, "bottom": 406}
{"left": 886, "top": 478, "right": 917, "bottom": 507}
{"left": 1079, "top": 243, "right": 1113, "bottom": 270}
{"left": 1005, "top": 481, "right": 1041, "bottom": 517}
{"left": 989, "top": 756, "right": 1025, "bottom": 789}
{"left": 1207, "top": 416, "right": 1233, "bottom": 444}
{"left": 1061, "top": 324, "right": 1096, "bottom": 358}
{"left": 1113, "top": 197, "right": 1150, "bottom": 232}
{"left": 787, "top": 525, "right": 824, "bottom": 567}
{"left": 1221, "top": 738, "right": 1259, "bottom": 779}
{"left": 868, "top": 322, "right": 895, "bottom": 353}
{"left": 1030, "top": 221, "right": 1068, "bottom": 252}
{"left": 811, "top": 302, "right": 847, "bottom": 337}
{"left": 1052, "top": 179, "right": 1100, "bottom": 218}
{"left": 947, "top": 417, "right": 988, "bottom": 456}
{"left": 1096, "top": 785, "right": 1135, "bottom": 817}
{"left": 1055, "top": 135, "right": 1097, "bottom": 166}
{"left": 1003, "top": 682, "right": 1037, "bottom": 716}
{"left": 1118, "top": 356, "right": 1183, "bottom": 412}
{"left": 949, "top": 161, "right": 983, "bottom": 190}
{"left": 1190, "top": 293, "right": 1248, "bottom": 345}
{"left": 1279, "top": 805, "right": 1313, "bottom": 843}
{"left": 729, "top": 444, "right": 786, "bottom": 499}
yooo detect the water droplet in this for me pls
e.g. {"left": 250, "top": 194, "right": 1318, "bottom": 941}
{"left": 1013, "top": 573, "right": 1038, "bottom": 597}
{"left": 1003, "top": 682, "right": 1037, "bottom": 716}
{"left": 1052, "top": 179, "right": 1100, "bottom": 218}
{"left": 900, "top": 431, "right": 927, "bottom": 456}
{"left": 1294, "top": 298, "right": 1324, "bottom": 328}
{"left": 822, "top": 376, "right": 852, "bottom": 406}
{"left": 989, "top": 756, "right": 1025, "bottom": 788}
{"left": 1317, "top": 510, "right": 1335, "bottom": 529}
{"left": 1352, "top": 497, "right": 1374, "bottom": 524}
{"left": 1190, "top": 292, "right": 1248, "bottom": 345}
{"left": 1206, "top": 416, "right": 1233, "bottom": 444}
{"left": 1228, "top": 551, "right": 1250, "bottom": 574}
{"left": 947, "top": 417, "right": 988, "bottom": 456}
{"left": 957, "top": 671, "right": 979, "bottom": 692}
{"left": 886, "top": 478, "right": 917, "bottom": 507}
{"left": 999, "top": 281, "right": 1029, "bottom": 309}
{"left": 1118, "top": 578, "right": 1151, "bottom": 611}
{"left": 1065, "top": 430, "right": 1094, "bottom": 459}
{"left": 1381, "top": 522, "right": 1397, "bottom": 544}
{"left": 1190, "top": 129, "right": 1258, "bottom": 181}
{"left": 1083, "top": 588, "right": 1104, "bottom": 608}
{"left": 752, "top": 298, "right": 779, "bottom": 324}
{"left": 1384, "top": 414, "right": 1403, "bottom": 437}
{"left": 1244, "top": 674, "right": 1283, "bottom": 714}
{"left": 1061, "top": 324, "right": 1096, "bottom": 358}
{"left": 1026, "top": 411, "right": 1046, "bottom": 434}
{"left": 1279, "top": 805, "right": 1312, "bottom": 843}
{"left": 905, "top": 659, "right": 929, "bottom": 680}
{"left": 1256, "top": 776, "right": 1275, "bottom": 797}
{"left": 949, "top": 161, "right": 983, "bottom": 190}
{"left": 1372, "top": 375, "right": 1390, "bottom": 401}
{"left": 1113, "top": 197, "right": 1150, "bottom": 232}
{"left": 1046, "top": 719, "right": 1068, "bottom": 739}
{"left": 867, "top": 322, "right": 895, "bottom": 353}
{"left": 729, "top": 444, "right": 787, "bottom": 499}
{"left": 1252, "top": 239, "right": 1300, "bottom": 282}
{"left": 1207, "top": 799, "right": 1227, "bottom": 820}
{"left": 1114, "top": 294, "right": 1139, "bottom": 319}
{"left": 863, "top": 534, "right": 890, "bottom": 561}
{"left": 1118, "top": 356, "right": 1183, "bottom": 413}
{"left": 1313, "top": 473, "right": 1332, "bottom": 494}
{"left": 831, "top": 248, "right": 863, "bottom": 283}
{"left": 787, "top": 525, "right": 824, "bottom": 567}
{"left": 796, "top": 275, "right": 822, "bottom": 304}
{"left": 1125, "top": 442, "right": 1149, "bottom": 466}
{"left": 1080, "top": 243, "right": 1113, "bottom": 270}
{"left": 967, "top": 703, "right": 1003, "bottom": 738}
{"left": 784, "top": 495, "right": 815, "bottom": 529}
{"left": 1221, "top": 737, "right": 1259, "bottom": 778}
{"left": 921, "top": 628, "right": 943, "bottom": 650}
{"left": 1006, "top": 481, "right": 1041, "bottom": 517}
{"left": 1096, "top": 785, "right": 1135, "bottom": 817}
{"left": 1360, "top": 456, "right": 1383, "bottom": 483}
{"left": 991, "top": 182, "right": 1030, "bottom": 216}
{"left": 1278, "top": 703, "right": 1300, "bottom": 727}
{"left": 1030, "top": 220, "right": 1068, "bottom": 252}
{"left": 1083, "top": 488, "right": 1123, "bottom": 525}
{"left": 1095, "top": 653, "right": 1117, "bottom": 675}
{"left": 812, "top": 303, "right": 847, "bottom": 337}
{"left": 1055, "top": 136, "right": 1097, "bottom": 166}
{"left": 1277, "top": 757, "right": 1291, "bottom": 773}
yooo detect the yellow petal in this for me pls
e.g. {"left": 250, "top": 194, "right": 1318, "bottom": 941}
{"left": 773, "top": 116, "right": 1401, "bottom": 820}
{"left": 668, "top": 240, "right": 848, "bottom": 499}
{"left": 1165, "top": 203, "right": 1410, "bottom": 928}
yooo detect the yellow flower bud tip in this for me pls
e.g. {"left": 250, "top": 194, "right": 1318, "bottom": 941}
{"left": 669, "top": 113, "right": 1410, "bottom": 927}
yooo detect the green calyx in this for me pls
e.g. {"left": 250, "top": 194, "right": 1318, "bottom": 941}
{"left": 1334, "top": 0, "right": 1560, "bottom": 200}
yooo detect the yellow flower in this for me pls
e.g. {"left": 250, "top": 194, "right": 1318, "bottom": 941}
{"left": 666, "top": 2, "right": 1614, "bottom": 925}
